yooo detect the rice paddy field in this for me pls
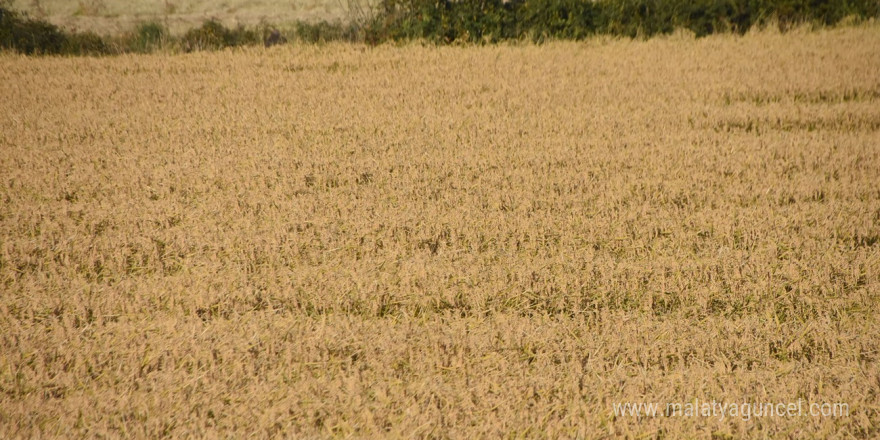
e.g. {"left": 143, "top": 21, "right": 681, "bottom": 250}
{"left": 1, "top": 24, "right": 879, "bottom": 438}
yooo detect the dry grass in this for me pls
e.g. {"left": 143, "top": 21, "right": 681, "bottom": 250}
{"left": 1, "top": 25, "right": 880, "bottom": 438}
{"left": 11, "top": 0, "right": 368, "bottom": 35}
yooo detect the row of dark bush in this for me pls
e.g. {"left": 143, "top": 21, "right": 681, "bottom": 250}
{"left": 0, "top": 5, "right": 307, "bottom": 55}
{"left": 368, "top": 0, "right": 880, "bottom": 42}
{"left": 1, "top": 0, "right": 878, "bottom": 55}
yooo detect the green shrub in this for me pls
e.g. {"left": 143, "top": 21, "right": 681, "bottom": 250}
{"left": 0, "top": 5, "right": 114, "bottom": 55}
{"left": 517, "top": 0, "right": 599, "bottom": 41}
{"left": 0, "top": 5, "right": 66, "bottom": 54}
{"left": 130, "top": 21, "right": 167, "bottom": 53}
{"left": 294, "top": 20, "right": 359, "bottom": 43}
{"left": 3, "top": 0, "right": 879, "bottom": 55}
{"left": 365, "top": 0, "right": 880, "bottom": 43}
{"left": 181, "top": 20, "right": 259, "bottom": 51}
{"left": 63, "top": 30, "right": 110, "bottom": 55}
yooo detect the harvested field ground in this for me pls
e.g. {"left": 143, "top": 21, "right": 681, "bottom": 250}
{"left": 1, "top": 26, "right": 880, "bottom": 438}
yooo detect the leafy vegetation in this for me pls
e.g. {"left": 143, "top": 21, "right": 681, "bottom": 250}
{"left": 295, "top": 20, "right": 360, "bottom": 43}
{"left": 368, "top": 0, "right": 880, "bottom": 42}
{"left": 0, "top": 3, "right": 66, "bottom": 54}
{"left": 180, "top": 20, "right": 259, "bottom": 51}
{"left": 2, "top": 0, "right": 879, "bottom": 55}
{"left": 0, "top": 5, "right": 283, "bottom": 55}
{"left": 130, "top": 21, "right": 167, "bottom": 53}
